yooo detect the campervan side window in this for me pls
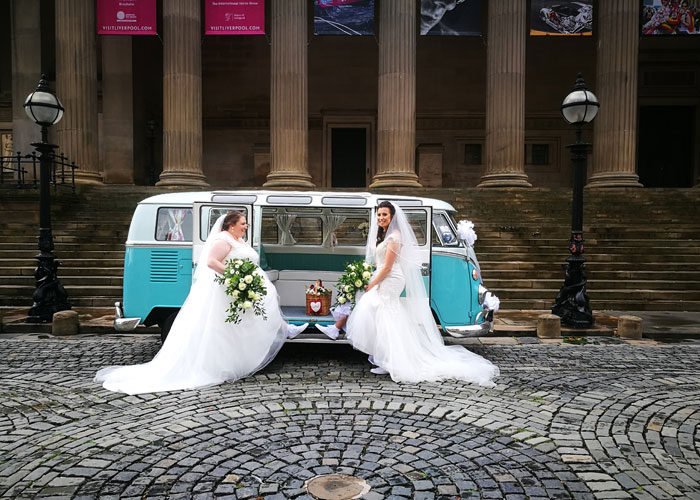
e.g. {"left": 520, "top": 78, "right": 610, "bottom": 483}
{"left": 432, "top": 213, "right": 459, "bottom": 246}
{"left": 155, "top": 207, "right": 193, "bottom": 241}
{"left": 406, "top": 211, "right": 428, "bottom": 246}
{"left": 260, "top": 207, "right": 369, "bottom": 246}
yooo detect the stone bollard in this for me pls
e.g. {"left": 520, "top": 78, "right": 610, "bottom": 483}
{"left": 537, "top": 314, "right": 561, "bottom": 339}
{"left": 52, "top": 310, "right": 79, "bottom": 336}
{"left": 618, "top": 315, "right": 643, "bottom": 340}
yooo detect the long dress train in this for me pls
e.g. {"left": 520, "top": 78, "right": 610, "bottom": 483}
{"left": 346, "top": 230, "right": 499, "bottom": 386}
{"left": 95, "top": 232, "right": 286, "bottom": 394}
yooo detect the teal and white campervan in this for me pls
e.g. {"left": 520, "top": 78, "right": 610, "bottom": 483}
{"left": 114, "top": 191, "right": 496, "bottom": 340}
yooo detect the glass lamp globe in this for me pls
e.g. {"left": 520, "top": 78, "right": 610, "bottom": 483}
{"left": 561, "top": 74, "right": 599, "bottom": 125}
{"left": 24, "top": 76, "right": 64, "bottom": 127}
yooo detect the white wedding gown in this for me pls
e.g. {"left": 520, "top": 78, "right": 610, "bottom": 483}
{"left": 95, "top": 232, "right": 286, "bottom": 395}
{"left": 346, "top": 233, "right": 500, "bottom": 386}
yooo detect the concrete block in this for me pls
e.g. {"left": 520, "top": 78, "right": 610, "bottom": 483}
{"left": 52, "top": 310, "right": 79, "bottom": 336}
{"left": 618, "top": 315, "right": 642, "bottom": 339}
{"left": 537, "top": 313, "right": 561, "bottom": 338}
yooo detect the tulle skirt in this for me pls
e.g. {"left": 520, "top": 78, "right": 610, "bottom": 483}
{"left": 346, "top": 274, "right": 499, "bottom": 386}
{"left": 95, "top": 274, "right": 286, "bottom": 395}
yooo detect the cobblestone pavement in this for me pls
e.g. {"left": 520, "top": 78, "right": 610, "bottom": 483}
{"left": 1, "top": 335, "right": 699, "bottom": 500}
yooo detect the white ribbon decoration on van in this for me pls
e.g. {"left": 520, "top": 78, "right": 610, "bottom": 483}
{"left": 456, "top": 219, "right": 477, "bottom": 247}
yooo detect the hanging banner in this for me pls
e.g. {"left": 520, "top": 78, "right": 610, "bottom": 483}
{"left": 530, "top": 0, "right": 593, "bottom": 36}
{"left": 97, "top": 0, "right": 157, "bottom": 35}
{"left": 205, "top": 0, "right": 265, "bottom": 35}
{"left": 420, "top": 0, "right": 482, "bottom": 36}
{"left": 642, "top": 0, "right": 699, "bottom": 35}
{"left": 314, "top": 0, "right": 375, "bottom": 35}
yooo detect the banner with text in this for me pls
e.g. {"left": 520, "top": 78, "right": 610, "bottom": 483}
{"left": 314, "top": 0, "right": 375, "bottom": 35}
{"left": 642, "top": 0, "right": 699, "bottom": 35}
{"left": 530, "top": 0, "right": 593, "bottom": 36}
{"left": 205, "top": 0, "right": 265, "bottom": 35}
{"left": 420, "top": 0, "right": 481, "bottom": 36}
{"left": 97, "top": 0, "right": 157, "bottom": 35}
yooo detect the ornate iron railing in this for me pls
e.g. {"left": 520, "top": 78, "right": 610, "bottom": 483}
{"left": 0, "top": 151, "right": 77, "bottom": 193}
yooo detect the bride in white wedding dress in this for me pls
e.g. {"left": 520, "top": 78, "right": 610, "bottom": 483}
{"left": 95, "top": 211, "right": 307, "bottom": 395}
{"left": 345, "top": 201, "right": 500, "bottom": 386}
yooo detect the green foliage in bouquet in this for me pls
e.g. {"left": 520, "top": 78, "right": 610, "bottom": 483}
{"left": 214, "top": 258, "right": 268, "bottom": 323}
{"left": 335, "top": 260, "right": 374, "bottom": 309}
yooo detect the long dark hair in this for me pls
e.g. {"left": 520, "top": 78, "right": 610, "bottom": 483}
{"left": 376, "top": 201, "right": 396, "bottom": 246}
{"left": 221, "top": 210, "right": 244, "bottom": 231}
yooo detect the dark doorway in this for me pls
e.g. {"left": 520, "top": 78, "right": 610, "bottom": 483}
{"left": 331, "top": 128, "right": 366, "bottom": 187}
{"left": 638, "top": 106, "right": 695, "bottom": 187}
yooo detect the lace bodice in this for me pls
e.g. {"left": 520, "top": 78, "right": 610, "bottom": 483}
{"left": 375, "top": 232, "right": 402, "bottom": 275}
{"left": 216, "top": 232, "right": 259, "bottom": 264}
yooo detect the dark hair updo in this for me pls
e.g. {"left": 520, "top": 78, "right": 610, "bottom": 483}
{"left": 376, "top": 201, "right": 396, "bottom": 245}
{"left": 221, "top": 210, "right": 245, "bottom": 231}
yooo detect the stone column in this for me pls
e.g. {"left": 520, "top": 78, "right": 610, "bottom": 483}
{"left": 10, "top": 0, "right": 42, "bottom": 164}
{"left": 478, "top": 0, "right": 531, "bottom": 188}
{"left": 55, "top": 0, "right": 102, "bottom": 183}
{"left": 370, "top": 0, "right": 420, "bottom": 188}
{"left": 102, "top": 37, "right": 134, "bottom": 184}
{"left": 157, "top": 0, "right": 208, "bottom": 187}
{"left": 264, "top": 0, "right": 314, "bottom": 188}
{"left": 589, "top": 0, "right": 642, "bottom": 187}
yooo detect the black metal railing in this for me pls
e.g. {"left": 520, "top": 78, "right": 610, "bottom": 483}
{"left": 0, "top": 151, "right": 78, "bottom": 193}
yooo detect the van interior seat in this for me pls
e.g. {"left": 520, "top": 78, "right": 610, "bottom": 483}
{"left": 271, "top": 269, "right": 343, "bottom": 307}
{"left": 265, "top": 269, "right": 279, "bottom": 282}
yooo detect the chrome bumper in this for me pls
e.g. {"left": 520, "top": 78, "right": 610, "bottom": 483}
{"left": 443, "top": 309, "right": 495, "bottom": 338}
{"left": 113, "top": 302, "right": 141, "bottom": 331}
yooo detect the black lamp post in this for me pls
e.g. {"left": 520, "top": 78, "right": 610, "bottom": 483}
{"left": 24, "top": 75, "right": 71, "bottom": 322}
{"left": 552, "top": 73, "right": 599, "bottom": 327}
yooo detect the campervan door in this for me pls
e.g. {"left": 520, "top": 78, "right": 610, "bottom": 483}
{"left": 192, "top": 199, "right": 255, "bottom": 273}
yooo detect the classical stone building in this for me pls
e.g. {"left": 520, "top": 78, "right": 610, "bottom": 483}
{"left": 1, "top": 0, "right": 699, "bottom": 189}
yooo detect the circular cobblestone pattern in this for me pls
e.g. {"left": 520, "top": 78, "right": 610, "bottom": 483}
{"left": 1, "top": 335, "right": 699, "bottom": 499}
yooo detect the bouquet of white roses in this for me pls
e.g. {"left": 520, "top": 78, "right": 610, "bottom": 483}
{"left": 214, "top": 258, "right": 267, "bottom": 324}
{"left": 335, "top": 260, "right": 374, "bottom": 309}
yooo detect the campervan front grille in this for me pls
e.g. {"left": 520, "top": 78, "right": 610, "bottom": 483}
{"left": 150, "top": 250, "right": 179, "bottom": 283}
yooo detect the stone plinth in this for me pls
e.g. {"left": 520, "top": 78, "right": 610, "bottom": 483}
{"left": 618, "top": 315, "right": 643, "bottom": 339}
{"left": 537, "top": 314, "right": 561, "bottom": 338}
{"left": 52, "top": 310, "right": 79, "bottom": 336}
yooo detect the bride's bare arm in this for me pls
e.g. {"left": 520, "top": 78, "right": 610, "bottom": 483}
{"left": 365, "top": 239, "right": 399, "bottom": 292}
{"left": 207, "top": 240, "right": 232, "bottom": 274}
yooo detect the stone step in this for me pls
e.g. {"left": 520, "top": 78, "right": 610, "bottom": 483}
{"left": 498, "top": 298, "right": 700, "bottom": 311}
{"left": 1, "top": 267, "right": 124, "bottom": 277}
{"left": 486, "top": 279, "right": 700, "bottom": 291}
{"left": 483, "top": 269, "right": 700, "bottom": 281}
{"left": 481, "top": 261, "right": 697, "bottom": 271}
{"left": 0, "top": 275, "right": 125, "bottom": 286}
{"left": 482, "top": 253, "right": 700, "bottom": 263}
{"left": 490, "top": 288, "right": 700, "bottom": 301}
{"left": 0, "top": 285, "right": 122, "bottom": 297}
{"left": 0, "top": 258, "right": 126, "bottom": 267}
{"left": 0, "top": 250, "right": 126, "bottom": 259}
{"left": 0, "top": 295, "right": 118, "bottom": 307}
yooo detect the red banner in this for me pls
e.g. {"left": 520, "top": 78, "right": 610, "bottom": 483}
{"left": 97, "top": 0, "right": 157, "bottom": 35}
{"left": 205, "top": 0, "right": 265, "bottom": 35}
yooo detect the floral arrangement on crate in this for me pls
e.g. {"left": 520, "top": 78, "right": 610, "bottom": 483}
{"left": 305, "top": 280, "right": 333, "bottom": 297}
{"left": 214, "top": 258, "right": 267, "bottom": 324}
{"left": 335, "top": 260, "right": 374, "bottom": 309}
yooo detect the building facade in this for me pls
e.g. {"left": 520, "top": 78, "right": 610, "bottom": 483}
{"left": 1, "top": 0, "right": 699, "bottom": 189}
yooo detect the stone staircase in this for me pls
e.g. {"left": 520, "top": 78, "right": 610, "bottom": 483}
{"left": 415, "top": 187, "right": 700, "bottom": 312}
{"left": 1, "top": 186, "right": 699, "bottom": 323}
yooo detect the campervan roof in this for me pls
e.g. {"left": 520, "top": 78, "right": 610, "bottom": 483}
{"left": 137, "top": 190, "right": 456, "bottom": 212}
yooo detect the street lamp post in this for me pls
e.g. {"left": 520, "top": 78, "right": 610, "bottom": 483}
{"left": 24, "top": 75, "right": 71, "bottom": 322}
{"left": 552, "top": 73, "right": 599, "bottom": 327}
